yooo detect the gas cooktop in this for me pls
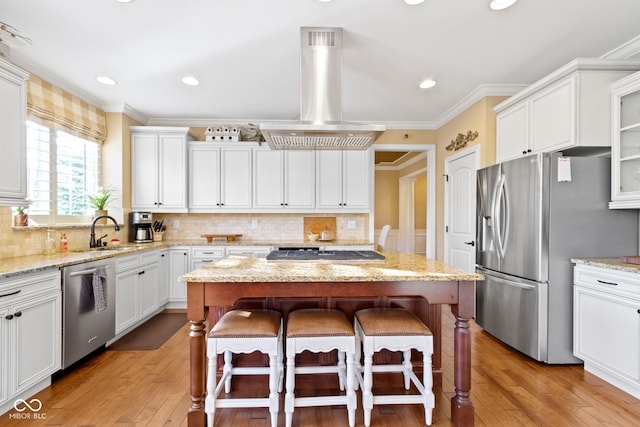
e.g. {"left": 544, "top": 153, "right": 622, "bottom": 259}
{"left": 266, "top": 249, "right": 385, "bottom": 262}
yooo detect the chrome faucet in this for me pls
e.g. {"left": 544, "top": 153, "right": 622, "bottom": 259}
{"left": 90, "top": 215, "right": 120, "bottom": 248}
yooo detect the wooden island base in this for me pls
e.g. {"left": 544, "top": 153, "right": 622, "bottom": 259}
{"left": 183, "top": 254, "right": 480, "bottom": 427}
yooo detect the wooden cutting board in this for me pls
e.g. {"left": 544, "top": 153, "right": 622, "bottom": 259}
{"left": 201, "top": 234, "right": 243, "bottom": 243}
{"left": 303, "top": 217, "right": 336, "bottom": 241}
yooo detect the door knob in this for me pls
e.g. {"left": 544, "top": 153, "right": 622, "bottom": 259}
{"left": 464, "top": 241, "right": 475, "bottom": 246}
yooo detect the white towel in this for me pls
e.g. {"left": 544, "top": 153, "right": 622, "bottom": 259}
{"left": 92, "top": 266, "right": 108, "bottom": 313}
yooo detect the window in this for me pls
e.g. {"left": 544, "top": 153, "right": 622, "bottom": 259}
{"left": 26, "top": 120, "right": 100, "bottom": 224}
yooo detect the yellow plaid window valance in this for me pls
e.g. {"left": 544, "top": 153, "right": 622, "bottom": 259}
{"left": 27, "top": 74, "right": 107, "bottom": 144}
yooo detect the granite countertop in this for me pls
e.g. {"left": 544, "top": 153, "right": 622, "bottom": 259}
{"left": 182, "top": 252, "right": 483, "bottom": 283}
{"left": 0, "top": 239, "right": 374, "bottom": 279}
{"left": 572, "top": 258, "right": 640, "bottom": 274}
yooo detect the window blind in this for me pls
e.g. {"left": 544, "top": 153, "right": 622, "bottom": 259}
{"left": 26, "top": 74, "right": 107, "bottom": 144}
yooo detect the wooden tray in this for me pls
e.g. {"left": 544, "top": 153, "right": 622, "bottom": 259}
{"left": 201, "top": 234, "right": 243, "bottom": 243}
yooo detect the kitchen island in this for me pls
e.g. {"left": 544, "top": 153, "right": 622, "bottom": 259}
{"left": 183, "top": 253, "right": 482, "bottom": 427}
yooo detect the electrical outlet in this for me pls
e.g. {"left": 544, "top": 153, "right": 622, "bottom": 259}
{"left": 173, "top": 220, "right": 179, "bottom": 228}
{"left": 347, "top": 220, "right": 356, "bottom": 229}
{"left": 251, "top": 219, "right": 258, "bottom": 229}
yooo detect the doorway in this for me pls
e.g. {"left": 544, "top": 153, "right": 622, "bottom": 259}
{"left": 372, "top": 144, "right": 435, "bottom": 258}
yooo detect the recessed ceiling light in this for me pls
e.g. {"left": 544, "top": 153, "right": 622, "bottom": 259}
{"left": 182, "top": 76, "right": 200, "bottom": 86}
{"left": 419, "top": 79, "right": 436, "bottom": 89}
{"left": 115, "top": 0, "right": 134, "bottom": 3}
{"left": 405, "top": 0, "right": 425, "bottom": 4}
{"left": 489, "top": 0, "right": 518, "bottom": 10}
{"left": 97, "top": 76, "right": 116, "bottom": 85}
{"left": 317, "top": 0, "right": 333, "bottom": 2}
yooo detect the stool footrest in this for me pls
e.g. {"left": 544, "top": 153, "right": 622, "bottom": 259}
{"left": 293, "top": 395, "right": 351, "bottom": 408}
{"left": 295, "top": 366, "right": 342, "bottom": 375}
{"left": 373, "top": 394, "right": 431, "bottom": 405}
{"left": 215, "top": 397, "right": 271, "bottom": 409}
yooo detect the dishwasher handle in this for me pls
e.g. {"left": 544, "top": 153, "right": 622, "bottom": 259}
{"left": 69, "top": 268, "right": 97, "bottom": 277}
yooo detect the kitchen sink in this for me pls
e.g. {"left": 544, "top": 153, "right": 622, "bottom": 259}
{"left": 85, "top": 246, "right": 134, "bottom": 253}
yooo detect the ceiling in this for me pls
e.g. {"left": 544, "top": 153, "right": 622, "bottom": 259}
{"left": 2, "top": 0, "right": 640, "bottom": 129}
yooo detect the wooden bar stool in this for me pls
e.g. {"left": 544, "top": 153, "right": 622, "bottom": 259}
{"left": 285, "top": 308, "right": 357, "bottom": 427}
{"left": 354, "top": 308, "right": 435, "bottom": 426}
{"left": 205, "top": 309, "right": 283, "bottom": 427}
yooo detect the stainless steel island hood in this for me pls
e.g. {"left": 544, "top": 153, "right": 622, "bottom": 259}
{"left": 260, "top": 27, "right": 385, "bottom": 150}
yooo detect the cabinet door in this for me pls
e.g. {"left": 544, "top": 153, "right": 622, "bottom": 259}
{"left": 189, "top": 146, "right": 221, "bottom": 210}
{"left": 285, "top": 151, "right": 315, "bottom": 209}
{"left": 115, "top": 270, "right": 139, "bottom": 333}
{"left": 13, "top": 292, "right": 61, "bottom": 394}
{"left": 0, "top": 306, "right": 9, "bottom": 406}
{"left": 131, "top": 134, "right": 159, "bottom": 210}
{"left": 316, "top": 150, "right": 344, "bottom": 208}
{"left": 253, "top": 149, "right": 284, "bottom": 208}
{"left": 157, "top": 251, "right": 169, "bottom": 305}
{"left": 0, "top": 63, "right": 28, "bottom": 203}
{"left": 221, "top": 148, "right": 252, "bottom": 208}
{"left": 169, "top": 249, "right": 189, "bottom": 301}
{"left": 497, "top": 102, "right": 529, "bottom": 162}
{"left": 342, "top": 150, "right": 369, "bottom": 209}
{"left": 574, "top": 286, "right": 640, "bottom": 381}
{"left": 158, "top": 134, "right": 187, "bottom": 211}
{"left": 139, "top": 263, "right": 159, "bottom": 318}
{"left": 531, "top": 76, "right": 576, "bottom": 153}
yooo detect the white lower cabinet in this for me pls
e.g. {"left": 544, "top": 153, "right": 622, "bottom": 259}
{"left": 115, "top": 250, "right": 162, "bottom": 335}
{"left": 168, "top": 247, "right": 190, "bottom": 307}
{"left": 0, "top": 270, "right": 61, "bottom": 413}
{"left": 158, "top": 249, "right": 169, "bottom": 305}
{"left": 573, "top": 263, "right": 640, "bottom": 399}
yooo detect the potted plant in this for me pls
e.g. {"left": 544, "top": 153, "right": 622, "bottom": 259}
{"left": 88, "top": 187, "right": 116, "bottom": 225}
{"left": 13, "top": 206, "right": 28, "bottom": 227}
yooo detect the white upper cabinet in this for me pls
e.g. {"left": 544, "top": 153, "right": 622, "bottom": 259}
{"left": 610, "top": 71, "right": 640, "bottom": 208}
{"left": 0, "top": 59, "right": 28, "bottom": 205}
{"left": 316, "top": 149, "right": 371, "bottom": 211}
{"left": 496, "top": 59, "right": 640, "bottom": 163}
{"left": 253, "top": 148, "right": 315, "bottom": 211}
{"left": 131, "top": 126, "right": 191, "bottom": 212}
{"left": 188, "top": 143, "right": 252, "bottom": 211}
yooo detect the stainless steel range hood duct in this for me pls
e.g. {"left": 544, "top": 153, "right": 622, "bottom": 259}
{"left": 260, "top": 27, "right": 385, "bottom": 150}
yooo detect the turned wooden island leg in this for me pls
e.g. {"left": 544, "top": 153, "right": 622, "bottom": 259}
{"left": 187, "top": 282, "right": 206, "bottom": 427}
{"left": 450, "top": 280, "right": 475, "bottom": 426}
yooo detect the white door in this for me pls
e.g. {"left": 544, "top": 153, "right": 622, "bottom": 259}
{"left": 285, "top": 151, "right": 315, "bottom": 208}
{"left": 445, "top": 147, "right": 478, "bottom": 273}
{"left": 220, "top": 147, "right": 252, "bottom": 208}
{"left": 189, "top": 146, "right": 220, "bottom": 210}
{"left": 158, "top": 134, "right": 187, "bottom": 211}
{"left": 254, "top": 149, "right": 284, "bottom": 208}
{"left": 131, "top": 134, "right": 159, "bottom": 210}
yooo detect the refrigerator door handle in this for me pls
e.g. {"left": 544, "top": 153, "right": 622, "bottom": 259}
{"left": 476, "top": 267, "right": 539, "bottom": 290}
{"left": 493, "top": 174, "right": 509, "bottom": 259}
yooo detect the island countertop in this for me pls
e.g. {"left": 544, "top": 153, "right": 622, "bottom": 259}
{"left": 181, "top": 252, "right": 483, "bottom": 283}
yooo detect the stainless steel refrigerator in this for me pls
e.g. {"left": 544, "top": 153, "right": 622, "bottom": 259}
{"left": 475, "top": 152, "right": 638, "bottom": 364}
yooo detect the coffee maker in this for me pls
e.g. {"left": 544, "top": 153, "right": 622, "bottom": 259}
{"left": 129, "top": 212, "right": 153, "bottom": 243}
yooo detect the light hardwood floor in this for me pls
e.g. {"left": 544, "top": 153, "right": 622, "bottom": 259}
{"left": 3, "top": 306, "right": 640, "bottom": 426}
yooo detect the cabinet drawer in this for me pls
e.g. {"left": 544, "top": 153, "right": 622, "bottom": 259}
{"left": 116, "top": 254, "right": 140, "bottom": 272}
{"left": 225, "top": 246, "right": 272, "bottom": 257}
{"left": 574, "top": 265, "right": 640, "bottom": 296}
{"left": 0, "top": 270, "right": 60, "bottom": 302}
{"left": 191, "top": 247, "right": 225, "bottom": 259}
{"left": 139, "top": 250, "right": 160, "bottom": 266}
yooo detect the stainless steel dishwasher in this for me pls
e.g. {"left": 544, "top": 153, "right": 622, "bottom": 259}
{"left": 62, "top": 258, "right": 116, "bottom": 369}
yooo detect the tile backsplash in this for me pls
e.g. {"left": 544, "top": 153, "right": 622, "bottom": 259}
{"left": 154, "top": 213, "right": 368, "bottom": 243}
{"left": 0, "top": 206, "right": 369, "bottom": 259}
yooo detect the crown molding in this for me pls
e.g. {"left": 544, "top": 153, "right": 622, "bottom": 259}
{"left": 103, "top": 103, "right": 147, "bottom": 124}
{"left": 434, "top": 84, "right": 526, "bottom": 128}
{"left": 601, "top": 34, "right": 640, "bottom": 59}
